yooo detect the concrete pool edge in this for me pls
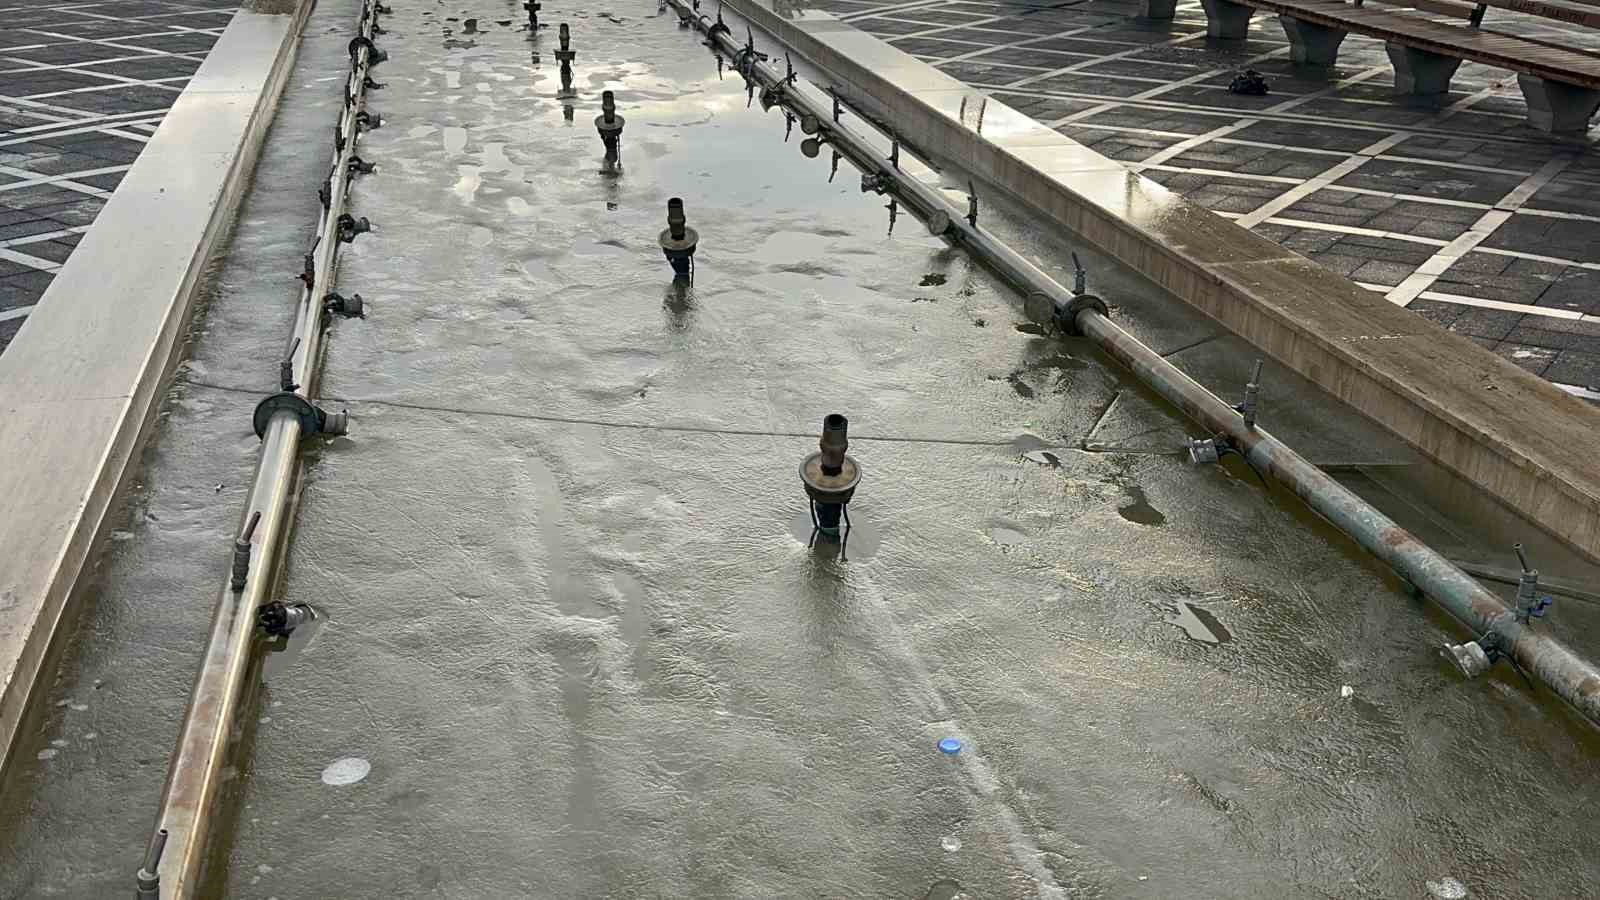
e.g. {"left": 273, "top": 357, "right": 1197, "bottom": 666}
{"left": 0, "top": 0, "right": 313, "bottom": 779}
{"left": 719, "top": 0, "right": 1600, "bottom": 565}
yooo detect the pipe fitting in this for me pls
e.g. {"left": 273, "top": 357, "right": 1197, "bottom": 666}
{"left": 348, "top": 155, "right": 377, "bottom": 175}
{"left": 1443, "top": 639, "right": 1495, "bottom": 678}
{"left": 252, "top": 392, "right": 349, "bottom": 439}
{"left": 348, "top": 35, "right": 387, "bottom": 66}
{"left": 800, "top": 414, "right": 862, "bottom": 535}
{"left": 524, "top": 0, "right": 540, "bottom": 27}
{"left": 135, "top": 829, "right": 167, "bottom": 900}
{"left": 258, "top": 601, "right": 317, "bottom": 637}
{"left": 337, "top": 213, "right": 371, "bottom": 243}
{"left": 230, "top": 511, "right": 261, "bottom": 592}
{"left": 658, "top": 197, "right": 699, "bottom": 277}
{"left": 1187, "top": 436, "right": 1221, "bottom": 465}
{"left": 355, "top": 110, "right": 382, "bottom": 132}
{"left": 324, "top": 291, "right": 365, "bottom": 318}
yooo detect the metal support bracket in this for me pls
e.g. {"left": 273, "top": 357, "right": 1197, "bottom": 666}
{"left": 966, "top": 180, "right": 979, "bottom": 227}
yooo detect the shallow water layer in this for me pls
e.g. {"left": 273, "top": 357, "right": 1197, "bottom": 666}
{"left": 214, "top": 3, "right": 1600, "bottom": 899}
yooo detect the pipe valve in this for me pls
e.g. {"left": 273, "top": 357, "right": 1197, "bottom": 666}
{"left": 799, "top": 414, "right": 862, "bottom": 537}
{"left": 1235, "top": 359, "right": 1264, "bottom": 429}
{"left": 658, "top": 197, "right": 699, "bottom": 278}
{"left": 555, "top": 23, "right": 575, "bottom": 63}
{"left": 1513, "top": 543, "right": 1554, "bottom": 622}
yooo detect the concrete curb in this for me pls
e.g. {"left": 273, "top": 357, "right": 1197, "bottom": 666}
{"left": 724, "top": 0, "right": 1600, "bottom": 563}
{"left": 0, "top": 0, "right": 312, "bottom": 775}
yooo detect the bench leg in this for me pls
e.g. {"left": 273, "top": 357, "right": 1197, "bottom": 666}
{"left": 1518, "top": 74, "right": 1600, "bottom": 134}
{"left": 1386, "top": 43, "right": 1462, "bottom": 97}
{"left": 1279, "top": 17, "right": 1346, "bottom": 67}
{"left": 1199, "top": 0, "right": 1252, "bottom": 39}
{"left": 1139, "top": 0, "right": 1178, "bottom": 19}
{"left": 1280, "top": 17, "right": 1344, "bottom": 66}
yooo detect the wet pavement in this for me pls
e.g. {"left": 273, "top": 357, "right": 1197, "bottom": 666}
{"left": 4, "top": 0, "right": 1600, "bottom": 896}
{"left": 219, "top": 2, "right": 1596, "bottom": 897}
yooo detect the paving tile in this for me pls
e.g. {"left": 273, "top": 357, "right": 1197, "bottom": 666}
{"left": 0, "top": 0, "right": 222, "bottom": 356}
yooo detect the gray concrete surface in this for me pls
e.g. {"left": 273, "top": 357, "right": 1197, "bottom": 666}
{"left": 0, "top": 0, "right": 354, "bottom": 893}
{"left": 0, "top": 0, "right": 240, "bottom": 353}
{"left": 0, "top": 0, "right": 308, "bottom": 808}
{"left": 826, "top": 0, "right": 1600, "bottom": 401}
{"left": 123, "top": 4, "right": 1594, "bottom": 897}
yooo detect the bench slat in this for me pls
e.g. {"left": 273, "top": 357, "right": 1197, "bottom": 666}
{"left": 1255, "top": 0, "right": 1600, "bottom": 86}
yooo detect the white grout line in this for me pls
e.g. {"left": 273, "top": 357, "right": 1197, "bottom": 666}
{"left": 0, "top": 225, "right": 91, "bottom": 248}
{"left": 22, "top": 75, "right": 187, "bottom": 98}
{"left": 1003, "top": 30, "right": 1210, "bottom": 90}
{"left": 1133, "top": 119, "right": 1260, "bottom": 170}
{"left": 0, "top": 163, "right": 113, "bottom": 198}
{"left": 0, "top": 247, "right": 62, "bottom": 273}
{"left": 0, "top": 164, "right": 127, "bottom": 193}
{"left": 1245, "top": 214, "right": 1451, "bottom": 246}
{"left": 1556, "top": 382, "right": 1600, "bottom": 401}
{"left": 1353, "top": 282, "right": 1599, "bottom": 323}
{"left": 1233, "top": 137, "right": 1402, "bottom": 230}
{"left": 1476, "top": 246, "right": 1600, "bottom": 273}
{"left": 1141, "top": 162, "right": 1306, "bottom": 185}
{"left": 1387, "top": 157, "right": 1574, "bottom": 306}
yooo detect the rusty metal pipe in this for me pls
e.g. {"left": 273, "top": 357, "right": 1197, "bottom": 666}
{"left": 667, "top": 0, "right": 1600, "bottom": 727}
{"left": 1076, "top": 308, "right": 1600, "bottom": 724}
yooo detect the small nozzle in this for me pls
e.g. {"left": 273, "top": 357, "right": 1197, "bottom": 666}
{"left": 819, "top": 414, "right": 848, "bottom": 476}
{"left": 135, "top": 828, "right": 167, "bottom": 899}
{"left": 1514, "top": 542, "right": 1532, "bottom": 575}
{"left": 559, "top": 22, "right": 570, "bottom": 50}
{"left": 667, "top": 198, "right": 687, "bottom": 241}
{"left": 601, "top": 89, "right": 616, "bottom": 123}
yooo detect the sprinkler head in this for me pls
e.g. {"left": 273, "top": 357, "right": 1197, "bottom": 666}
{"left": 800, "top": 136, "right": 822, "bottom": 158}
{"left": 658, "top": 197, "right": 699, "bottom": 277}
{"left": 800, "top": 414, "right": 862, "bottom": 535}
{"left": 799, "top": 113, "right": 820, "bottom": 135}
{"left": 595, "top": 89, "right": 625, "bottom": 162}
{"left": 1443, "top": 640, "right": 1493, "bottom": 678}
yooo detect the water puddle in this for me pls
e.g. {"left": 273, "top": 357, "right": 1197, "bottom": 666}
{"left": 1166, "top": 602, "right": 1232, "bottom": 645}
{"left": 1117, "top": 485, "right": 1166, "bottom": 526}
{"left": 787, "top": 508, "right": 881, "bottom": 560}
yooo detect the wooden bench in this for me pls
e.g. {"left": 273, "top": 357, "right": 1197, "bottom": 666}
{"left": 1146, "top": 0, "right": 1600, "bottom": 132}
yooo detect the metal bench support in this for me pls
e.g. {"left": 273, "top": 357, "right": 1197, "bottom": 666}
{"left": 1386, "top": 42, "right": 1462, "bottom": 96}
{"left": 1517, "top": 74, "right": 1600, "bottom": 134}
{"left": 1199, "top": 0, "right": 1253, "bottom": 38}
{"left": 1279, "top": 16, "right": 1347, "bottom": 67}
{"left": 1140, "top": 0, "right": 1177, "bottom": 19}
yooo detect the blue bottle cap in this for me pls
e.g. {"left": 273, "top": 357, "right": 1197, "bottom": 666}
{"left": 938, "top": 737, "right": 962, "bottom": 755}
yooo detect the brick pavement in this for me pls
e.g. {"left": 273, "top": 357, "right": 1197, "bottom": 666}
{"left": 0, "top": 0, "right": 237, "bottom": 353}
{"left": 819, "top": 0, "right": 1600, "bottom": 400}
